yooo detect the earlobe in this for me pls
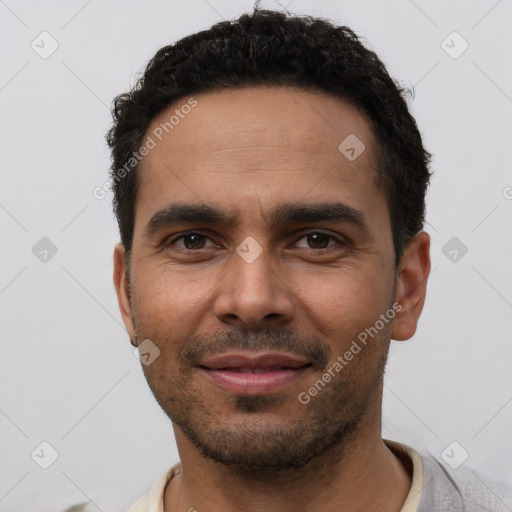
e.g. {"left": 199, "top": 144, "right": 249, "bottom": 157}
{"left": 113, "top": 243, "right": 135, "bottom": 339}
{"left": 391, "top": 231, "right": 431, "bottom": 341}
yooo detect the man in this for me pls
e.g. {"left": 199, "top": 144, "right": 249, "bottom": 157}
{"left": 107, "top": 7, "right": 511, "bottom": 512}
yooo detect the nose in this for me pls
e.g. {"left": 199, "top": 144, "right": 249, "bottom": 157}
{"left": 213, "top": 245, "right": 295, "bottom": 330}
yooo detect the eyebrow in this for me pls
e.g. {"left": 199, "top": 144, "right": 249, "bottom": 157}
{"left": 144, "top": 201, "right": 372, "bottom": 237}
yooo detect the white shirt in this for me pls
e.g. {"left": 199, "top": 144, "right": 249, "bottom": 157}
{"left": 128, "top": 439, "right": 512, "bottom": 511}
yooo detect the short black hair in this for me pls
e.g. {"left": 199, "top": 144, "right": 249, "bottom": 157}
{"left": 106, "top": 8, "right": 432, "bottom": 268}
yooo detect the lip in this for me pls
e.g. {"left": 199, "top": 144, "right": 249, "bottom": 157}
{"left": 198, "top": 351, "right": 312, "bottom": 395}
{"left": 200, "top": 352, "right": 310, "bottom": 370}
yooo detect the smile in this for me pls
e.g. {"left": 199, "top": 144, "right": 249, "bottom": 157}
{"left": 198, "top": 352, "right": 313, "bottom": 395}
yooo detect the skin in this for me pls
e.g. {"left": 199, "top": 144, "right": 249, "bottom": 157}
{"left": 113, "top": 86, "right": 431, "bottom": 512}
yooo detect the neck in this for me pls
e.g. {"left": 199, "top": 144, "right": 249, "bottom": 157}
{"left": 164, "top": 412, "right": 412, "bottom": 512}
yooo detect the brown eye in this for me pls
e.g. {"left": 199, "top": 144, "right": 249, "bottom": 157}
{"left": 294, "top": 232, "right": 343, "bottom": 250}
{"left": 168, "top": 232, "right": 215, "bottom": 250}
{"left": 306, "top": 233, "right": 330, "bottom": 249}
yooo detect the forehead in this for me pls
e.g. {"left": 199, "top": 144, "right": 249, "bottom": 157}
{"left": 134, "top": 86, "right": 385, "bottom": 233}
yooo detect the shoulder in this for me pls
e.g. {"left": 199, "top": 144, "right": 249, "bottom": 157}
{"left": 411, "top": 444, "right": 512, "bottom": 511}
{"left": 128, "top": 462, "right": 182, "bottom": 512}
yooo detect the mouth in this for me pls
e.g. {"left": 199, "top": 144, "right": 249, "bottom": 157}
{"left": 198, "top": 352, "right": 313, "bottom": 395}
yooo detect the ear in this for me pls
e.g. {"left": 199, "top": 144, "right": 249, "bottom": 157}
{"left": 391, "top": 231, "right": 431, "bottom": 341}
{"left": 113, "top": 242, "right": 135, "bottom": 340}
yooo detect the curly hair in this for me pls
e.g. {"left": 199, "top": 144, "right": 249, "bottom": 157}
{"left": 106, "top": 8, "right": 432, "bottom": 268}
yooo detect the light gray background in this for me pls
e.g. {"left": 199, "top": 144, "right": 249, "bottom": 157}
{"left": 1, "top": 0, "right": 511, "bottom": 510}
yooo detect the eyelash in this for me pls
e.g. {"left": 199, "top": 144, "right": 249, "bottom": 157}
{"left": 165, "top": 230, "right": 347, "bottom": 252}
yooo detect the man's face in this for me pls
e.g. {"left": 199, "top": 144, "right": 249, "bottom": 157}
{"left": 114, "top": 86, "right": 424, "bottom": 470}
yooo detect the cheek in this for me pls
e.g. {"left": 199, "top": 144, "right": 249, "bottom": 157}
{"left": 130, "top": 264, "right": 220, "bottom": 351}
{"left": 133, "top": 263, "right": 208, "bottom": 313}
{"left": 298, "top": 266, "right": 390, "bottom": 343}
